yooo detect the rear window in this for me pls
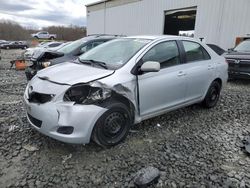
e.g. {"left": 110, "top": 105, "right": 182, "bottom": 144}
{"left": 183, "top": 41, "right": 210, "bottom": 62}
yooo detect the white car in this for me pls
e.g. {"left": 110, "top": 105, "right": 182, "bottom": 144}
{"left": 24, "top": 35, "right": 228, "bottom": 147}
{"left": 31, "top": 31, "right": 57, "bottom": 40}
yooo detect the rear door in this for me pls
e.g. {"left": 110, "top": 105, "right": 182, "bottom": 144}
{"left": 40, "top": 32, "right": 48, "bottom": 39}
{"left": 138, "top": 40, "right": 187, "bottom": 117}
{"left": 181, "top": 41, "right": 215, "bottom": 101}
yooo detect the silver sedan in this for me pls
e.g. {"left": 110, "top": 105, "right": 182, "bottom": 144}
{"left": 24, "top": 35, "right": 228, "bottom": 147}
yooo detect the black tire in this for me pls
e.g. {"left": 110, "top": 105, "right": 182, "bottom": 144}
{"left": 50, "top": 37, "right": 55, "bottom": 40}
{"left": 202, "top": 81, "right": 221, "bottom": 108}
{"left": 92, "top": 102, "right": 132, "bottom": 147}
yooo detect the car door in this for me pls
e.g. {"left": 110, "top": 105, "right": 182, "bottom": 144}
{"left": 138, "top": 40, "right": 187, "bottom": 117}
{"left": 40, "top": 32, "right": 47, "bottom": 39}
{"left": 181, "top": 41, "right": 215, "bottom": 102}
{"left": 13, "top": 42, "right": 18, "bottom": 49}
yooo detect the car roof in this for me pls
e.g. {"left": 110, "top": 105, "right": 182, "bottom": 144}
{"left": 125, "top": 35, "right": 195, "bottom": 41}
{"left": 82, "top": 35, "right": 119, "bottom": 41}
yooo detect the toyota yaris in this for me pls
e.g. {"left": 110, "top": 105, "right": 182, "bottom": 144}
{"left": 24, "top": 36, "right": 228, "bottom": 147}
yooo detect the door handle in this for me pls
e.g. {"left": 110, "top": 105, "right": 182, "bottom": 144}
{"left": 208, "top": 65, "right": 214, "bottom": 70}
{"left": 178, "top": 71, "right": 186, "bottom": 77}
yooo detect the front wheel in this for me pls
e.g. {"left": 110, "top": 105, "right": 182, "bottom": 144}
{"left": 202, "top": 81, "right": 221, "bottom": 108}
{"left": 92, "top": 103, "right": 132, "bottom": 147}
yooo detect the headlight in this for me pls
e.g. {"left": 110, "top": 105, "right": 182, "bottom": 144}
{"left": 41, "top": 61, "right": 51, "bottom": 68}
{"left": 63, "top": 84, "right": 111, "bottom": 104}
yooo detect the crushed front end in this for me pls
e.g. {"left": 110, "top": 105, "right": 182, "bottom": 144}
{"left": 24, "top": 77, "right": 108, "bottom": 144}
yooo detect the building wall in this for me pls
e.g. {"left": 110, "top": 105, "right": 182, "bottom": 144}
{"left": 87, "top": 0, "right": 250, "bottom": 49}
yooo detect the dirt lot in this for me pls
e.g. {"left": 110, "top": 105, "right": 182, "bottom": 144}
{"left": 0, "top": 49, "right": 250, "bottom": 188}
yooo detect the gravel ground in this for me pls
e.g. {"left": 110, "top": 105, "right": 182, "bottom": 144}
{"left": 0, "top": 49, "right": 250, "bottom": 188}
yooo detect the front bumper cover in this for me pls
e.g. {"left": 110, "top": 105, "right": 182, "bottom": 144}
{"left": 24, "top": 79, "right": 108, "bottom": 144}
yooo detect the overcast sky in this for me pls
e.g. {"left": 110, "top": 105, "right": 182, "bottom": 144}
{"left": 0, "top": 0, "right": 98, "bottom": 29}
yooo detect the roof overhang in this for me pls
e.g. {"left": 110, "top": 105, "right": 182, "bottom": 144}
{"left": 86, "top": 0, "right": 141, "bottom": 12}
{"left": 86, "top": 0, "right": 110, "bottom": 7}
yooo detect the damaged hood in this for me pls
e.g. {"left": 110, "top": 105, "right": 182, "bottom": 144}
{"left": 31, "top": 49, "right": 64, "bottom": 61}
{"left": 36, "top": 62, "right": 115, "bottom": 85}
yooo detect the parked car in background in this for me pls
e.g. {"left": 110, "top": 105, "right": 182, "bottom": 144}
{"left": 24, "top": 35, "right": 228, "bottom": 147}
{"left": 24, "top": 41, "right": 63, "bottom": 60}
{"left": 0, "top": 41, "right": 9, "bottom": 46}
{"left": 25, "top": 35, "right": 118, "bottom": 80}
{"left": 207, "top": 44, "right": 225, "bottom": 56}
{"left": 31, "top": 31, "right": 57, "bottom": 40}
{"left": 0, "top": 40, "right": 6, "bottom": 59}
{"left": 224, "top": 40, "right": 250, "bottom": 79}
{"left": 0, "top": 41, "right": 28, "bottom": 49}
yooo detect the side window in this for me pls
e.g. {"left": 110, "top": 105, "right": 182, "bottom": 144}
{"left": 80, "top": 44, "right": 92, "bottom": 54}
{"left": 80, "top": 41, "right": 104, "bottom": 54}
{"left": 142, "top": 41, "right": 180, "bottom": 69}
{"left": 49, "top": 43, "right": 60, "bottom": 47}
{"left": 92, "top": 41, "right": 104, "bottom": 48}
{"left": 183, "top": 41, "right": 210, "bottom": 63}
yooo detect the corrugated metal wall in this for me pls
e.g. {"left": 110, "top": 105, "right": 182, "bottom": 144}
{"left": 87, "top": 0, "right": 250, "bottom": 49}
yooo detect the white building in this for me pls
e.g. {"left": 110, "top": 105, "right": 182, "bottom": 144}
{"left": 86, "top": 0, "right": 250, "bottom": 49}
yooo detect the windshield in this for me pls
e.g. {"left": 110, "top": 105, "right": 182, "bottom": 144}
{"left": 78, "top": 38, "right": 151, "bottom": 69}
{"left": 57, "top": 39, "right": 85, "bottom": 54}
{"left": 234, "top": 40, "right": 250, "bottom": 52}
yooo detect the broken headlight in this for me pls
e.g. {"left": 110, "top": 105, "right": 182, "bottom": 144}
{"left": 63, "top": 84, "right": 111, "bottom": 104}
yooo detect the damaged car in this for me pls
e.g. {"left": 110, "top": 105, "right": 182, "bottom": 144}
{"left": 24, "top": 36, "right": 228, "bottom": 147}
{"left": 25, "top": 35, "right": 119, "bottom": 80}
{"left": 24, "top": 41, "right": 64, "bottom": 60}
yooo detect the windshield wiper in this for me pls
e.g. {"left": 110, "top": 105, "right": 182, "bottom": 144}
{"left": 78, "top": 58, "right": 108, "bottom": 69}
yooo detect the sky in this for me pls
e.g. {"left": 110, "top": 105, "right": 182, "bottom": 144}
{"left": 0, "top": 0, "right": 98, "bottom": 29}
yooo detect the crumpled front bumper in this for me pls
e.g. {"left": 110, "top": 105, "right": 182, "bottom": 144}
{"left": 24, "top": 79, "right": 107, "bottom": 144}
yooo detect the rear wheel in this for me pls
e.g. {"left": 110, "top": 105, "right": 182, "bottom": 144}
{"left": 92, "top": 103, "right": 132, "bottom": 147}
{"left": 202, "top": 81, "right": 221, "bottom": 108}
{"left": 50, "top": 37, "right": 55, "bottom": 40}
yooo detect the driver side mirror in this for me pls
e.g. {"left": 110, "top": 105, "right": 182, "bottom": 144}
{"left": 140, "top": 61, "right": 160, "bottom": 73}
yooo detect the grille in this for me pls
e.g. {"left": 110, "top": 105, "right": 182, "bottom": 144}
{"left": 28, "top": 92, "right": 54, "bottom": 104}
{"left": 226, "top": 59, "right": 237, "bottom": 64}
{"left": 226, "top": 59, "right": 250, "bottom": 64}
{"left": 27, "top": 113, "right": 42, "bottom": 128}
{"left": 239, "top": 60, "right": 250, "bottom": 64}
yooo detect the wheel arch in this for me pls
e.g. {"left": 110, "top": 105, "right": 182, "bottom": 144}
{"left": 98, "top": 92, "right": 136, "bottom": 124}
{"left": 202, "top": 77, "right": 223, "bottom": 101}
{"left": 213, "top": 78, "right": 222, "bottom": 87}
